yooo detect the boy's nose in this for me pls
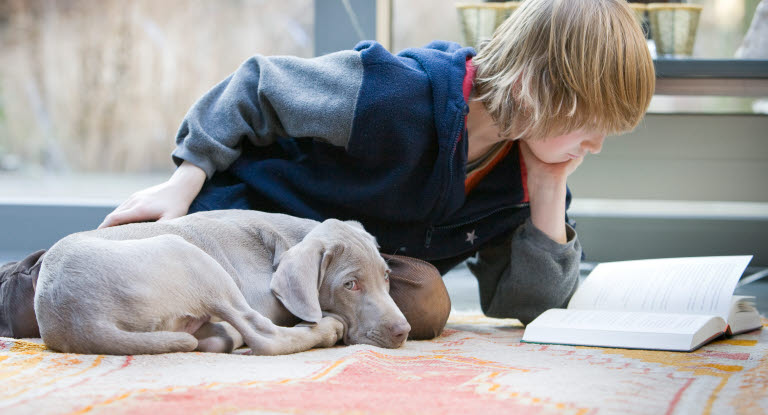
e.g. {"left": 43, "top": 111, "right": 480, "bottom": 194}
{"left": 584, "top": 135, "right": 605, "bottom": 155}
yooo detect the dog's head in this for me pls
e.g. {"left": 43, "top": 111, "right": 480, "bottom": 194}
{"left": 270, "top": 219, "right": 410, "bottom": 348}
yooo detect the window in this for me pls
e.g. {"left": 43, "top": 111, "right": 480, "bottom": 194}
{"left": 0, "top": 0, "right": 313, "bottom": 182}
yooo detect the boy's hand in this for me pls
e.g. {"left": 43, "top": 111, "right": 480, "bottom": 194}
{"left": 518, "top": 140, "right": 583, "bottom": 244}
{"left": 519, "top": 140, "right": 583, "bottom": 186}
{"left": 98, "top": 161, "right": 206, "bottom": 229}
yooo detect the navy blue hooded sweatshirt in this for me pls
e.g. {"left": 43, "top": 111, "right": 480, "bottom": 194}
{"left": 172, "top": 41, "right": 581, "bottom": 323}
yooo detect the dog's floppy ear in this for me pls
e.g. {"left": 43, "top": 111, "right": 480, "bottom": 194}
{"left": 344, "top": 220, "right": 380, "bottom": 249}
{"left": 343, "top": 220, "right": 365, "bottom": 231}
{"left": 270, "top": 237, "right": 332, "bottom": 323}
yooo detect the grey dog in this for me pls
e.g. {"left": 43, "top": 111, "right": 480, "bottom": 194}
{"left": 34, "top": 210, "right": 410, "bottom": 355}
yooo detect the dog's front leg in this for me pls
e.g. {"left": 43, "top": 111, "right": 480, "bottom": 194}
{"left": 229, "top": 312, "right": 344, "bottom": 355}
{"left": 282, "top": 316, "right": 345, "bottom": 350}
{"left": 220, "top": 308, "right": 344, "bottom": 355}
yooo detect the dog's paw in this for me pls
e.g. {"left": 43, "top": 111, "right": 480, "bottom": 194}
{"left": 317, "top": 316, "right": 344, "bottom": 348}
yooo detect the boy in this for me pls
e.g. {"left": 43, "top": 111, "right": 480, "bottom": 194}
{"left": 1, "top": 0, "right": 654, "bottom": 340}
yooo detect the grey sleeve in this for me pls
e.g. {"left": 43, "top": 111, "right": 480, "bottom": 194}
{"left": 466, "top": 218, "right": 582, "bottom": 325}
{"left": 171, "top": 50, "right": 364, "bottom": 178}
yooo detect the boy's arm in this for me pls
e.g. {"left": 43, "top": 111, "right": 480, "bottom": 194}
{"left": 466, "top": 219, "right": 581, "bottom": 325}
{"left": 465, "top": 140, "right": 582, "bottom": 324}
{"left": 172, "top": 51, "right": 364, "bottom": 179}
{"left": 101, "top": 51, "right": 365, "bottom": 228}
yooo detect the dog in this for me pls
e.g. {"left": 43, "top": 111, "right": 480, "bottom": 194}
{"left": 34, "top": 210, "right": 410, "bottom": 355}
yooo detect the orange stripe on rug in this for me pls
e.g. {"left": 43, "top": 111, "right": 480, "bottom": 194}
{"left": 9, "top": 339, "right": 48, "bottom": 353}
{"left": 719, "top": 339, "right": 758, "bottom": 346}
{"left": 68, "top": 386, "right": 173, "bottom": 415}
{"left": 4, "top": 355, "right": 105, "bottom": 401}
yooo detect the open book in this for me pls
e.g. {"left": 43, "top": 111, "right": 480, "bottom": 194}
{"left": 522, "top": 256, "right": 762, "bottom": 352}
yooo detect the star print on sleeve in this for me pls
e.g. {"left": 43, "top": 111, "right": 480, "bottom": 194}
{"left": 465, "top": 229, "right": 478, "bottom": 245}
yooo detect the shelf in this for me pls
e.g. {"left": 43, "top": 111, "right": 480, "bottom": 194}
{"left": 654, "top": 59, "right": 768, "bottom": 79}
{"left": 653, "top": 59, "right": 768, "bottom": 97}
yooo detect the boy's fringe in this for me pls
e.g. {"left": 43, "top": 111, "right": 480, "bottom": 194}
{"left": 473, "top": 0, "right": 656, "bottom": 141}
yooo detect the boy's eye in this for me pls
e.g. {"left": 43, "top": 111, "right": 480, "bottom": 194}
{"left": 344, "top": 280, "right": 359, "bottom": 291}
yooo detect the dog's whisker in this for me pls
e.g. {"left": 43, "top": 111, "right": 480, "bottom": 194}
{"left": 383, "top": 247, "right": 404, "bottom": 265}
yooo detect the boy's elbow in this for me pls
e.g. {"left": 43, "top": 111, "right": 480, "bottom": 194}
{"left": 481, "top": 270, "right": 579, "bottom": 325}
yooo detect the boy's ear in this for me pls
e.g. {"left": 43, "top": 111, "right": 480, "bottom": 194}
{"left": 270, "top": 238, "right": 334, "bottom": 323}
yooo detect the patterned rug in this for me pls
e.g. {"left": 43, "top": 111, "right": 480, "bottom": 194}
{"left": 1, "top": 313, "right": 766, "bottom": 415}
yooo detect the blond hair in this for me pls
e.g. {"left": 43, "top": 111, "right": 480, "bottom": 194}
{"left": 472, "top": 0, "right": 655, "bottom": 140}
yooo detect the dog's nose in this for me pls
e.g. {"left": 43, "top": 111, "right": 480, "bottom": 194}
{"left": 389, "top": 321, "right": 411, "bottom": 344}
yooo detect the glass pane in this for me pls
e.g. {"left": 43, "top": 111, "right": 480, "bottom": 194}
{"left": 0, "top": 0, "right": 313, "bottom": 180}
{"left": 692, "top": 0, "right": 761, "bottom": 58}
{"left": 392, "top": 0, "right": 463, "bottom": 52}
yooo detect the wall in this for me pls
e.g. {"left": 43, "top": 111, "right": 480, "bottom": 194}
{"left": 569, "top": 114, "right": 768, "bottom": 266}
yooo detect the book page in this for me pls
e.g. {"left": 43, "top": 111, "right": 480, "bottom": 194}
{"left": 728, "top": 296, "right": 762, "bottom": 335}
{"left": 522, "top": 309, "right": 727, "bottom": 351}
{"left": 567, "top": 256, "right": 752, "bottom": 320}
{"left": 528, "top": 309, "right": 718, "bottom": 334}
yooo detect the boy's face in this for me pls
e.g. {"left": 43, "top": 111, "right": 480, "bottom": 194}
{"left": 524, "top": 129, "right": 606, "bottom": 164}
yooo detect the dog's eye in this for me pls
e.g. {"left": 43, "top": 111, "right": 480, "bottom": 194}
{"left": 344, "top": 280, "right": 359, "bottom": 291}
{"left": 384, "top": 274, "right": 389, "bottom": 283}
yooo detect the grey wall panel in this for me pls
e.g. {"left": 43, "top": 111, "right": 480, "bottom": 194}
{"left": 570, "top": 114, "right": 768, "bottom": 202}
{"left": 314, "top": 0, "right": 376, "bottom": 56}
{"left": 573, "top": 215, "right": 768, "bottom": 266}
{"left": 0, "top": 204, "right": 114, "bottom": 257}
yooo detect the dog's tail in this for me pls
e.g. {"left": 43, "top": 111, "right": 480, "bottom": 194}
{"left": 45, "top": 322, "right": 198, "bottom": 355}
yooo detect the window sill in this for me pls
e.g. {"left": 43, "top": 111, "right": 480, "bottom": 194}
{"left": 653, "top": 59, "right": 768, "bottom": 97}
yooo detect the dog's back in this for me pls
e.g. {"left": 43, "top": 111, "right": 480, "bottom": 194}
{"left": 34, "top": 210, "right": 320, "bottom": 354}
{"left": 36, "top": 234, "right": 225, "bottom": 354}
